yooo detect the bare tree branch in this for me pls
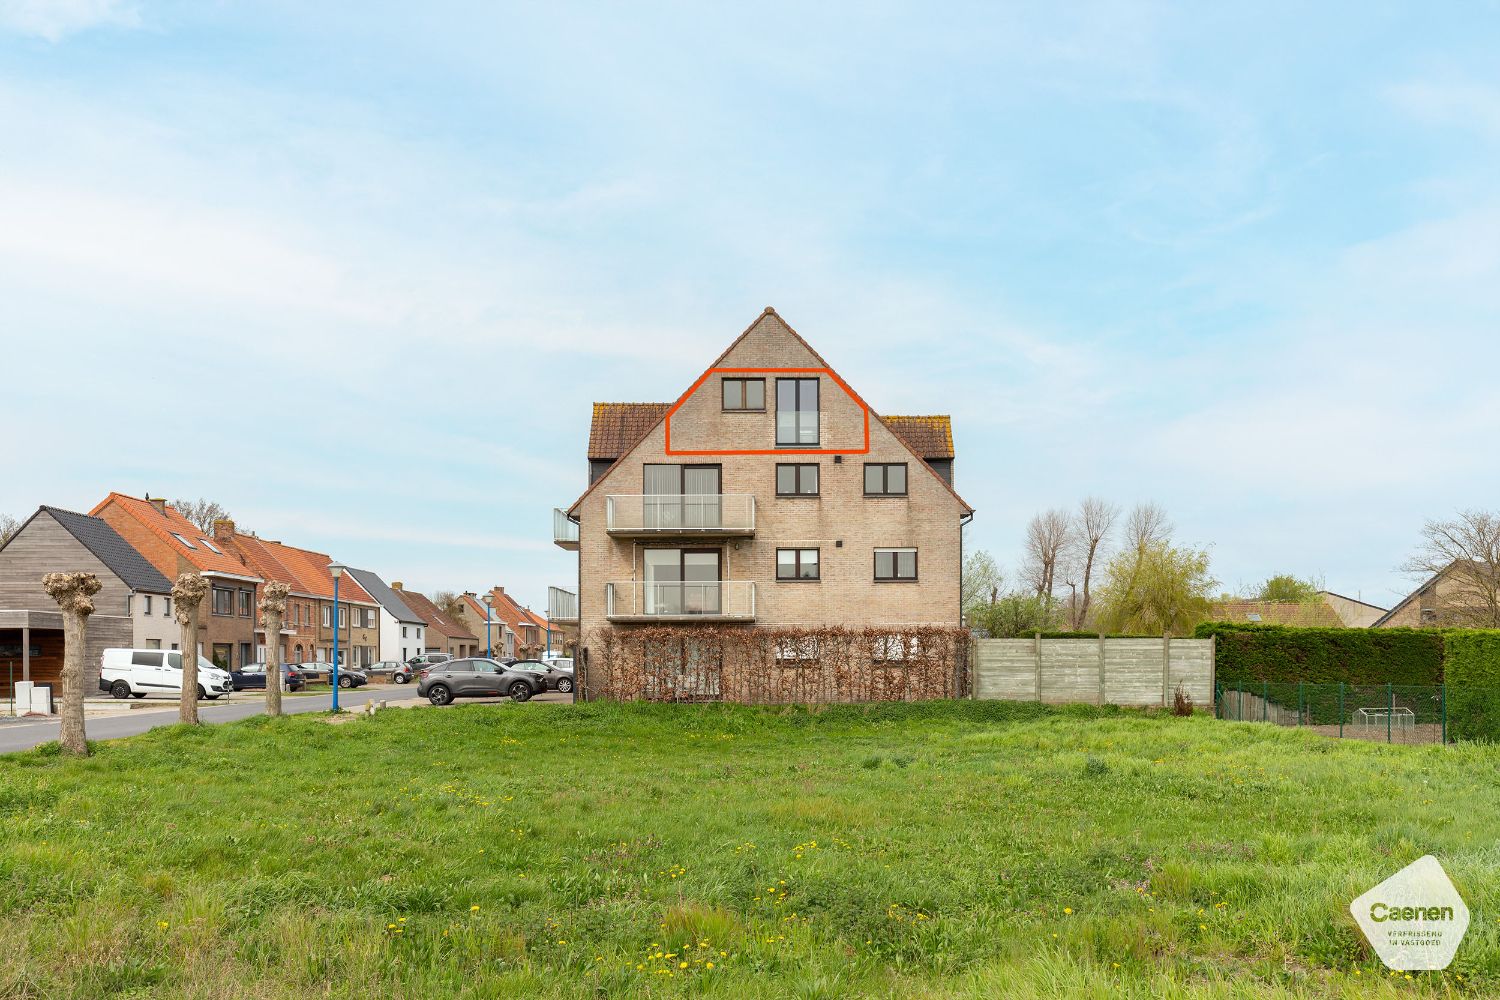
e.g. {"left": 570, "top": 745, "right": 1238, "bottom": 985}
{"left": 1401, "top": 510, "right": 1500, "bottom": 626}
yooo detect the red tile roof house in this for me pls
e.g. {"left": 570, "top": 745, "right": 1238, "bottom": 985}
{"left": 264, "top": 540, "right": 381, "bottom": 669}
{"left": 214, "top": 523, "right": 345, "bottom": 666}
{"left": 482, "top": 586, "right": 548, "bottom": 658}
{"left": 454, "top": 592, "right": 512, "bottom": 659}
{"left": 392, "top": 585, "right": 478, "bottom": 657}
{"left": 92, "top": 493, "right": 264, "bottom": 671}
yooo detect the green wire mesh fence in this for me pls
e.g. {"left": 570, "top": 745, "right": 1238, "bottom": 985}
{"left": 1215, "top": 682, "right": 1500, "bottom": 744}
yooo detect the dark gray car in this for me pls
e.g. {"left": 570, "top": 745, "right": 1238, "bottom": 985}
{"left": 417, "top": 657, "right": 548, "bottom": 705}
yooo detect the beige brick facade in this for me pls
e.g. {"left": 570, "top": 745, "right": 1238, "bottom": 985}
{"left": 568, "top": 310, "right": 972, "bottom": 679}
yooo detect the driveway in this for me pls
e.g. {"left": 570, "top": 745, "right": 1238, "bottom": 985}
{"left": 0, "top": 685, "right": 424, "bottom": 754}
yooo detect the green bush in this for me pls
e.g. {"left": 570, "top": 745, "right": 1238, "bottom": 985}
{"left": 1194, "top": 623, "right": 1445, "bottom": 685}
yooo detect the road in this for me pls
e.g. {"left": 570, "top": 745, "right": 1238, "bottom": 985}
{"left": 0, "top": 685, "right": 424, "bottom": 754}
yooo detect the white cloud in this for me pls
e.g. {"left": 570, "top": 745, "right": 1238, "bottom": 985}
{"left": 0, "top": 0, "right": 138, "bottom": 41}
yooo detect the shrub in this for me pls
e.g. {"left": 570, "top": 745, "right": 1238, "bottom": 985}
{"left": 1442, "top": 631, "right": 1500, "bottom": 742}
{"left": 1194, "top": 623, "right": 1444, "bottom": 685}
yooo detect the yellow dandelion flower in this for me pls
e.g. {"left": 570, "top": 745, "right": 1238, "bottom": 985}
{"left": 706, "top": 961, "right": 715, "bottom": 969}
{"left": 1063, "top": 907, "right": 1073, "bottom": 915}
{"left": 470, "top": 905, "right": 480, "bottom": 912}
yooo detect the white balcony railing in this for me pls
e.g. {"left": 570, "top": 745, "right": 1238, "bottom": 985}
{"left": 547, "top": 586, "right": 578, "bottom": 621}
{"left": 605, "top": 581, "right": 756, "bottom": 620}
{"left": 553, "top": 508, "right": 579, "bottom": 549}
{"left": 605, "top": 494, "right": 755, "bottom": 535}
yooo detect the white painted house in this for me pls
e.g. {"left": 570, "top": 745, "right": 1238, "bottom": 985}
{"left": 345, "top": 568, "right": 426, "bottom": 662}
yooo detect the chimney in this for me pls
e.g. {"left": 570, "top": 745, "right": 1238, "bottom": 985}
{"left": 212, "top": 518, "right": 236, "bottom": 541}
{"left": 391, "top": 581, "right": 403, "bottom": 591}
{"left": 146, "top": 496, "right": 167, "bottom": 515}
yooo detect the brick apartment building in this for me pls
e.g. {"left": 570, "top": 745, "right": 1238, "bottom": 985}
{"left": 556, "top": 308, "right": 973, "bottom": 700}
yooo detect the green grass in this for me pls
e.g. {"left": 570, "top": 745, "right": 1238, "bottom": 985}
{"left": 2, "top": 701, "right": 1497, "bottom": 998}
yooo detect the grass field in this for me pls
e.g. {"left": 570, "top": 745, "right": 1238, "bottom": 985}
{"left": 2, "top": 701, "right": 1496, "bottom": 998}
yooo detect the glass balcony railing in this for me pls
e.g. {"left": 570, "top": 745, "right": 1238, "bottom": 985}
{"left": 605, "top": 581, "right": 756, "bottom": 621}
{"left": 604, "top": 495, "right": 755, "bottom": 536}
{"left": 553, "top": 508, "right": 579, "bottom": 549}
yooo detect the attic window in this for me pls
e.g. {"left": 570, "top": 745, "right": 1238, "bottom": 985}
{"left": 199, "top": 538, "right": 223, "bottom": 554}
{"left": 171, "top": 533, "right": 197, "bottom": 549}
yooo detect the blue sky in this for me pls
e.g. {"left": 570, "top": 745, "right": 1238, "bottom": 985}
{"left": 2, "top": 2, "right": 1498, "bottom": 612}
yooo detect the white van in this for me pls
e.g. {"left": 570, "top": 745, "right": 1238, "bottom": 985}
{"left": 99, "top": 648, "right": 234, "bottom": 700}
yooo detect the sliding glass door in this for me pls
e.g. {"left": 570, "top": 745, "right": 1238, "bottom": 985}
{"left": 643, "top": 549, "right": 721, "bottom": 615}
{"left": 643, "top": 464, "right": 721, "bottom": 530}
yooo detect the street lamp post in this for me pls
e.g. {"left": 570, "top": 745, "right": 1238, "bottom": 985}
{"left": 483, "top": 593, "right": 495, "bottom": 658}
{"left": 328, "top": 563, "right": 347, "bottom": 712}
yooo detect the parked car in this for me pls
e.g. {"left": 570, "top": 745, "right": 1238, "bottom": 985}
{"left": 333, "top": 666, "right": 369, "bottom": 689}
{"left": 99, "top": 648, "right": 233, "bottom": 700}
{"left": 230, "top": 662, "right": 305, "bottom": 692}
{"left": 407, "top": 652, "right": 452, "bottom": 668}
{"left": 369, "top": 660, "right": 412, "bottom": 683}
{"left": 418, "top": 657, "right": 549, "bottom": 706}
{"left": 515, "top": 658, "right": 573, "bottom": 693}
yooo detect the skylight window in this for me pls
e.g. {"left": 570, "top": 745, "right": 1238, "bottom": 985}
{"left": 199, "top": 538, "right": 223, "bottom": 554}
{"left": 170, "top": 533, "right": 197, "bottom": 549}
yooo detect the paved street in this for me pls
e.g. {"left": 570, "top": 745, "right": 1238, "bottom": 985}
{"left": 0, "top": 685, "right": 424, "bottom": 754}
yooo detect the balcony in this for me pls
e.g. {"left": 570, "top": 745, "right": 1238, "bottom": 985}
{"left": 604, "top": 494, "right": 756, "bottom": 538}
{"left": 547, "top": 586, "right": 579, "bottom": 623}
{"left": 553, "top": 508, "right": 579, "bottom": 550}
{"left": 605, "top": 581, "right": 757, "bottom": 622}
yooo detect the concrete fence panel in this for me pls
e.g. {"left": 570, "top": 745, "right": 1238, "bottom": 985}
{"left": 974, "top": 635, "right": 1214, "bottom": 708}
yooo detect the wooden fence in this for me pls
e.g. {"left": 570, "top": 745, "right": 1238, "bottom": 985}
{"left": 973, "top": 635, "right": 1214, "bottom": 708}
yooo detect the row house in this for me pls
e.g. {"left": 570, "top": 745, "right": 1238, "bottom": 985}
{"left": 390, "top": 585, "right": 478, "bottom": 657}
{"left": 554, "top": 309, "right": 973, "bottom": 699}
{"left": 454, "top": 592, "right": 512, "bottom": 658}
{"left": 346, "top": 568, "right": 428, "bottom": 663}
{"left": 93, "top": 493, "right": 264, "bottom": 670}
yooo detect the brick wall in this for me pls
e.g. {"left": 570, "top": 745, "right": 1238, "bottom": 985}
{"left": 577, "top": 312, "right": 968, "bottom": 677}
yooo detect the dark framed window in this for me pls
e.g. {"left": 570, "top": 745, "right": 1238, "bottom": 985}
{"left": 776, "top": 378, "right": 819, "bottom": 446}
{"left": 238, "top": 590, "right": 253, "bottom": 617}
{"left": 721, "top": 377, "right": 765, "bottom": 411}
{"left": 775, "top": 463, "right": 819, "bottom": 496}
{"left": 864, "top": 463, "right": 908, "bottom": 496}
{"left": 211, "top": 586, "right": 234, "bottom": 616}
{"left": 776, "top": 548, "right": 820, "bottom": 581}
{"left": 874, "top": 547, "right": 918, "bottom": 581}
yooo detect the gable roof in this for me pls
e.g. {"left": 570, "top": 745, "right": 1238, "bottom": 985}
{"left": 884, "top": 416, "right": 954, "bottom": 460}
{"left": 89, "top": 492, "right": 261, "bottom": 578}
{"left": 1369, "top": 561, "right": 1481, "bottom": 628}
{"left": 221, "top": 532, "right": 376, "bottom": 605}
{"left": 345, "top": 568, "right": 424, "bottom": 624}
{"left": 567, "top": 308, "right": 974, "bottom": 517}
{"left": 21, "top": 506, "right": 173, "bottom": 594}
{"left": 396, "top": 588, "right": 477, "bottom": 641}
{"left": 589, "top": 403, "right": 673, "bottom": 460}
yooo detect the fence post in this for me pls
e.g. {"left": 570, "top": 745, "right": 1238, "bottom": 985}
{"left": 1441, "top": 684, "right": 1447, "bottom": 744}
{"left": 1161, "top": 632, "right": 1172, "bottom": 708}
{"left": 1033, "top": 631, "right": 1042, "bottom": 703}
{"left": 1387, "top": 682, "right": 1394, "bottom": 744}
{"left": 1097, "top": 633, "right": 1107, "bottom": 707}
{"left": 1298, "top": 681, "right": 1304, "bottom": 727}
{"left": 1338, "top": 682, "right": 1344, "bottom": 739}
{"left": 1262, "top": 680, "right": 1268, "bottom": 723}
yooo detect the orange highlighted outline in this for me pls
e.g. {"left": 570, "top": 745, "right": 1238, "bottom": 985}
{"left": 664, "top": 367, "right": 871, "bottom": 456}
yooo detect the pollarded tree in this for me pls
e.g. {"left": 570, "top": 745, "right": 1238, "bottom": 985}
{"left": 259, "top": 581, "right": 291, "bottom": 717}
{"left": 172, "top": 573, "right": 210, "bottom": 724}
{"left": 41, "top": 571, "right": 102, "bottom": 756}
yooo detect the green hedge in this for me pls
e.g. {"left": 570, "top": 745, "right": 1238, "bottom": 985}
{"left": 1443, "top": 632, "right": 1500, "bottom": 742}
{"left": 1194, "top": 623, "right": 1445, "bottom": 685}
